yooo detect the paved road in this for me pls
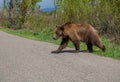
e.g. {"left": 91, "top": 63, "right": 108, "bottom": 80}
{"left": 0, "top": 31, "right": 120, "bottom": 82}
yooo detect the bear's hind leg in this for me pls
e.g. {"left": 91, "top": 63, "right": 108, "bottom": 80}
{"left": 87, "top": 43, "right": 93, "bottom": 52}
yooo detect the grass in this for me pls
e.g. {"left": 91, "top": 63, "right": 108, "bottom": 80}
{"left": 0, "top": 27, "right": 120, "bottom": 59}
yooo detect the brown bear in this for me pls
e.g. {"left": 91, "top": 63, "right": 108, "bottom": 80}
{"left": 52, "top": 22, "right": 106, "bottom": 53}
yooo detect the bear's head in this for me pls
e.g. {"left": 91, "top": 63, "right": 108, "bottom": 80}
{"left": 53, "top": 25, "right": 64, "bottom": 40}
{"left": 53, "top": 22, "right": 72, "bottom": 40}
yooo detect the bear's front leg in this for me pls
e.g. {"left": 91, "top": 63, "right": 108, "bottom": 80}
{"left": 52, "top": 38, "right": 69, "bottom": 53}
{"left": 72, "top": 40, "right": 80, "bottom": 53}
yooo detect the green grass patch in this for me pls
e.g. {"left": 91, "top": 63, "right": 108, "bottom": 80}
{"left": 0, "top": 27, "right": 120, "bottom": 59}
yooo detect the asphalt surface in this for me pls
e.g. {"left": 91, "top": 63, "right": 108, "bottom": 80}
{"left": 0, "top": 31, "right": 120, "bottom": 82}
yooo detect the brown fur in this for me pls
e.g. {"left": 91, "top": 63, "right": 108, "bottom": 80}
{"left": 53, "top": 22, "right": 106, "bottom": 53}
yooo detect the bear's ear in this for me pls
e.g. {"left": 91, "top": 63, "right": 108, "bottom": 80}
{"left": 56, "top": 25, "right": 61, "bottom": 28}
{"left": 56, "top": 25, "right": 58, "bottom": 28}
{"left": 56, "top": 25, "right": 64, "bottom": 31}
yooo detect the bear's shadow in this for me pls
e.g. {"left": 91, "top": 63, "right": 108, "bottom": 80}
{"left": 51, "top": 50, "right": 89, "bottom": 54}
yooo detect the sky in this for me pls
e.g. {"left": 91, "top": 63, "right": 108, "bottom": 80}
{"left": 0, "top": 0, "right": 3, "bottom": 4}
{"left": 0, "top": 0, "right": 3, "bottom": 8}
{"left": 39, "top": 0, "right": 54, "bottom": 9}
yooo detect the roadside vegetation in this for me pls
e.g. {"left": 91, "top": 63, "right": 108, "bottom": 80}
{"left": 0, "top": 0, "right": 120, "bottom": 59}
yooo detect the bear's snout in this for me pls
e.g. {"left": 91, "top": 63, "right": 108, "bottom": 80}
{"left": 53, "top": 35, "right": 58, "bottom": 40}
{"left": 53, "top": 37, "right": 57, "bottom": 40}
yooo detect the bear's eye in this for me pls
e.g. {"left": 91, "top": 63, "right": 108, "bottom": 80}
{"left": 56, "top": 32, "right": 60, "bottom": 35}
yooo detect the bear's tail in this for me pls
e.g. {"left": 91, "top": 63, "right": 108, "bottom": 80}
{"left": 102, "top": 45, "right": 106, "bottom": 52}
